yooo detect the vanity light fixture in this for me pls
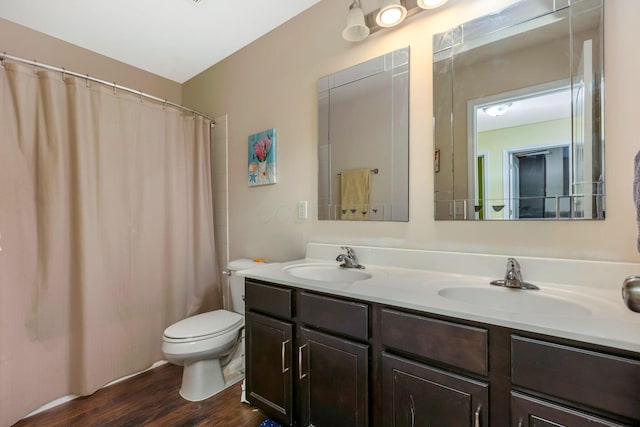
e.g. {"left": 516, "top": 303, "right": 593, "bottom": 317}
{"left": 342, "top": 0, "right": 371, "bottom": 42}
{"left": 417, "top": 0, "right": 449, "bottom": 9}
{"left": 342, "top": 0, "right": 450, "bottom": 42}
{"left": 483, "top": 103, "right": 512, "bottom": 117}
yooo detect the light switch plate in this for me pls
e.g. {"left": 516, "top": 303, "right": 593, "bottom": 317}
{"left": 298, "top": 201, "right": 308, "bottom": 220}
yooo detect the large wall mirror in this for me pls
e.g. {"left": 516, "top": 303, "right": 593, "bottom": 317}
{"left": 318, "top": 47, "right": 409, "bottom": 221}
{"left": 433, "top": 0, "right": 604, "bottom": 220}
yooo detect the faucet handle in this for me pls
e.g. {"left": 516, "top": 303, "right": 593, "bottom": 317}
{"left": 506, "top": 258, "right": 521, "bottom": 274}
{"left": 506, "top": 257, "right": 520, "bottom": 270}
{"left": 340, "top": 246, "right": 355, "bottom": 256}
{"left": 505, "top": 258, "right": 523, "bottom": 286}
{"left": 337, "top": 246, "right": 364, "bottom": 269}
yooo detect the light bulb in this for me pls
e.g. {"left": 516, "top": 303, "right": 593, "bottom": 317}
{"left": 379, "top": 7, "right": 403, "bottom": 25}
{"left": 417, "top": 0, "right": 449, "bottom": 9}
{"left": 375, "top": 0, "right": 407, "bottom": 28}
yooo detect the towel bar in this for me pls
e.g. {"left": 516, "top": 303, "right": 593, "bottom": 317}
{"left": 338, "top": 168, "right": 378, "bottom": 175}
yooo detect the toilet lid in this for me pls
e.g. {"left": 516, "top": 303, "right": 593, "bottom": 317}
{"left": 164, "top": 310, "right": 243, "bottom": 340}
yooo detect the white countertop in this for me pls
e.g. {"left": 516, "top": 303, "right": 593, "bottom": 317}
{"left": 238, "top": 243, "right": 640, "bottom": 354}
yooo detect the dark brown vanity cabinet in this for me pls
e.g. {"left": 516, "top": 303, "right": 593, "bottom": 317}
{"left": 245, "top": 281, "right": 295, "bottom": 426}
{"left": 380, "top": 308, "right": 640, "bottom": 426}
{"left": 511, "top": 336, "right": 640, "bottom": 427}
{"left": 298, "top": 326, "right": 369, "bottom": 427}
{"left": 511, "top": 392, "right": 627, "bottom": 427}
{"left": 245, "top": 279, "right": 640, "bottom": 427}
{"left": 381, "top": 352, "right": 488, "bottom": 427}
{"left": 245, "top": 280, "right": 370, "bottom": 427}
{"left": 297, "top": 291, "right": 370, "bottom": 427}
{"left": 380, "top": 308, "right": 489, "bottom": 427}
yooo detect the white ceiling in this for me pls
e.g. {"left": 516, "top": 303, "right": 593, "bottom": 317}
{"left": 477, "top": 89, "right": 572, "bottom": 133}
{"left": 0, "top": 0, "right": 321, "bottom": 83}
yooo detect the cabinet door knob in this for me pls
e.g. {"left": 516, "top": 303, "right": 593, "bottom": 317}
{"left": 298, "top": 344, "right": 309, "bottom": 380}
{"left": 281, "top": 339, "right": 291, "bottom": 374}
{"left": 409, "top": 395, "right": 416, "bottom": 427}
{"left": 474, "top": 405, "right": 482, "bottom": 427}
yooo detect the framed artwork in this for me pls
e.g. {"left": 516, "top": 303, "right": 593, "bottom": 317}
{"left": 248, "top": 128, "right": 277, "bottom": 186}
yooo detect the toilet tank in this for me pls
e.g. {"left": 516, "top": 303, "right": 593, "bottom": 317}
{"left": 226, "top": 259, "right": 266, "bottom": 314}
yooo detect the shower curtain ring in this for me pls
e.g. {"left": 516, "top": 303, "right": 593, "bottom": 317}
{"left": 163, "top": 99, "right": 167, "bottom": 110}
{"left": 33, "top": 59, "right": 37, "bottom": 74}
{"left": 85, "top": 74, "right": 90, "bottom": 88}
{"left": 61, "top": 68, "right": 66, "bottom": 82}
{"left": 139, "top": 90, "right": 143, "bottom": 103}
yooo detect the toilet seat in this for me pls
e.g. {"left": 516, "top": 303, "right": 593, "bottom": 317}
{"left": 161, "top": 259, "right": 256, "bottom": 401}
{"left": 163, "top": 310, "right": 243, "bottom": 343}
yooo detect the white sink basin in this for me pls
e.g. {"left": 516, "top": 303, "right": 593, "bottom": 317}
{"left": 284, "top": 264, "right": 372, "bottom": 283}
{"left": 438, "top": 287, "right": 592, "bottom": 316}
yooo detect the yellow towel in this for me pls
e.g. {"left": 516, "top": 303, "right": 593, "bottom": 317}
{"left": 340, "top": 169, "right": 371, "bottom": 220}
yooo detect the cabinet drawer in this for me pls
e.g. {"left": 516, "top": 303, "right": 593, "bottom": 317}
{"left": 298, "top": 291, "right": 368, "bottom": 340}
{"left": 245, "top": 280, "right": 293, "bottom": 320}
{"left": 511, "top": 392, "right": 626, "bottom": 427}
{"left": 512, "top": 336, "right": 640, "bottom": 421}
{"left": 381, "top": 308, "right": 488, "bottom": 376}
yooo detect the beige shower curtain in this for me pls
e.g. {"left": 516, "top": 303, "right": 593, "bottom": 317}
{"left": 0, "top": 62, "right": 221, "bottom": 426}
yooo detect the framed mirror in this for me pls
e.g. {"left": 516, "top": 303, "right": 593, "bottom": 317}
{"left": 318, "top": 47, "right": 409, "bottom": 221}
{"left": 433, "top": 0, "right": 604, "bottom": 220}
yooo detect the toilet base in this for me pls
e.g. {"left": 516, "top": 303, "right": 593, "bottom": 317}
{"left": 179, "top": 358, "right": 226, "bottom": 402}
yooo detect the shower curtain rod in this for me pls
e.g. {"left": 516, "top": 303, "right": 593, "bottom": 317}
{"left": 0, "top": 52, "right": 216, "bottom": 125}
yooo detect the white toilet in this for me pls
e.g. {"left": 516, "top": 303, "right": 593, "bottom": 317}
{"left": 162, "top": 259, "right": 259, "bottom": 401}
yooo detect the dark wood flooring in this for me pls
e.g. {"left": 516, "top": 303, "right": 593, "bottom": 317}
{"left": 13, "top": 363, "right": 267, "bottom": 427}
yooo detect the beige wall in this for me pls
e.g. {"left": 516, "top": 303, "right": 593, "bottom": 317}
{"left": 185, "top": 0, "right": 638, "bottom": 264}
{"left": 4, "top": 2, "right": 636, "bottom": 265}
{"left": 0, "top": 17, "right": 181, "bottom": 104}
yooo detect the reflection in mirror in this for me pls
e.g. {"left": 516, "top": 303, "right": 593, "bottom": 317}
{"left": 433, "top": 0, "right": 604, "bottom": 220}
{"left": 318, "top": 47, "right": 409, "bottom": 221}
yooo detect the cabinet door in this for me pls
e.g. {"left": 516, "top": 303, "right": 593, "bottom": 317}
{"left": 511, "top": 392, "right": 628, "bottom": 427}
{"left": 381, "top": 352, "right": 488, "bottom": 427}
{"left": 298, "top": 326, "right": 369, "bottom": 427}
{"left": 246, "top": 311, "right": 294, "bottom": 426}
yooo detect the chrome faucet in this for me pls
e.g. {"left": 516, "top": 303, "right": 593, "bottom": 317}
{"left": 490, "top": 257, "right": 539, "bottom": 290}
{"left": 504, "top": 258, "right": 523, "bottom": 288}
{"left": 336, "top": 246, "right": 365, "bottom": 269}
